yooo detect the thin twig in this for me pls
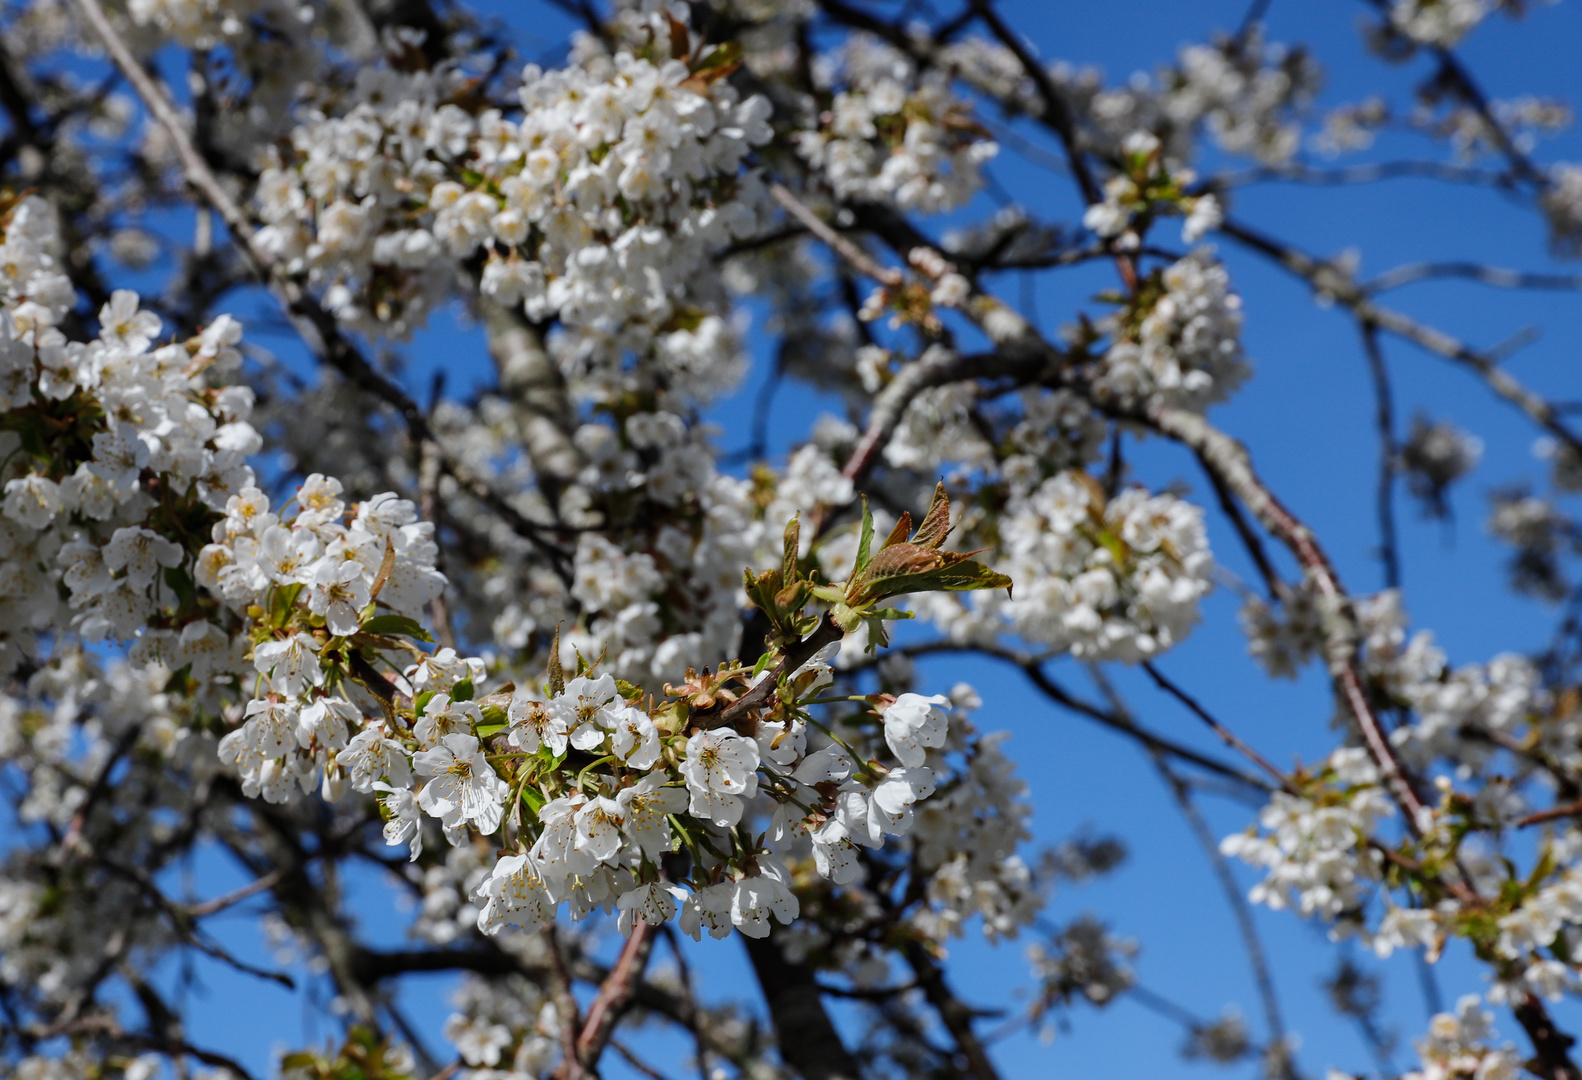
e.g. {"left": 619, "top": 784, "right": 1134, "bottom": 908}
{"left": 184, "top": 870, "right": 284, "bottom": 918}
{"left": 1365, "top": 262, "right": 1582, "bottom": 295}
{"left": 1359, "top": 322, "right": 1402, "bottom": 591}
{"left": 1138, "top": 663, "right": 1293, "bottom": 792}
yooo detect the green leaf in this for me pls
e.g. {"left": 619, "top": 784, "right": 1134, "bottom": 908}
{"left": 752, "top": 650, "right": 775, "bottom": 678}
{"left": 854, "top": 495, "right": 875, "bottom": 576}
{"left": 847, "top": 544, "right": 1011, "bottom": 607}
{"left": 616, "top": 679, "right": 643, "bottom": 701}
{"left": 359, "top": 614, "right": 434, "bottom": 642}
{"left": 164, "top": 565, "right": 195, "bottom": 608}
{"left": 692, "top": 40, "right": 741, "bottom": 72}
{"left": 480, "top": 703, "right": 508, "bottom": 726}
{"left": 269, "top": 582, "right": 305, "bottom": 627}
{"left": 520, "top": 786, "right": 546, "bottom": 815}
{"left": 476, "top": 721, "right": 507, "bottom": 738}
{"left": 414, "top": 690, "right": 436, "bottom": 716}
{"left": 451, "top": 678, "right": 475, "bottom": 702}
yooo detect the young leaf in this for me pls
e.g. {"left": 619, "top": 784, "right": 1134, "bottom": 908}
{"left": 880, "top": 511, "right": 912, "bottom": 552}
{"left": 911, "top": 481, "right": 953, "bottom": 551}
{"left": 546, "top": 622, "right": 566, "bottom": 697}
{"left": 360, "top": 614, "right": 434, "bottom": 642}
{"left": 854, "top": 495, "right": 876, "bottom": 576}
{"left": 782, "top": 512, "right": 801, "bottom": 585}
{"left": 847, "top": 545, "right": 1011, "bottom": 605}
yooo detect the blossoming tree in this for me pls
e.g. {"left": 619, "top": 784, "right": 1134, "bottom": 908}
{"left": 1, "top": 0, "right": 1581, "bottom": 1078}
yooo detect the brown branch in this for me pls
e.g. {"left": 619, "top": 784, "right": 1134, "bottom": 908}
{"left": 184, "top": 869, "right": 284, "bottom": 918}
{"left": 1364, "top": 262, "right": 1582, "bottom": 295}
{"left": 742, "top": 933, "right": 863, "bottom": 1080}
{"left": 699, "top": 612, "right": 845, "bottom": 731}
{"left": 544, "top": 928, "right": 589, "bottom": 1080}
{"left": 573, "top": 922, "right": 657, "bottom": 1074}
{"left": 23, "top": 1016, "right": 260, "bottom": 1080}
{"left": 769, "top": 182, "right": 903, "bottom": 289}
{"left": 1512, "top": 991, "right": 1582, "bottom": 1080}
{"left": 1139, "top": 662, "right": 1293, "bottom": 791}
{"left": 1519, "top": 798, "right": 1582, "bottom": 829}
{"left": 963, "top": 0, "right": 1101, "bottom": 205}
{"left": 1220, "top": 217, "right": 1582, "bottom": 460}
{"left": 1358, "top": 323, "right": 1402, "bottom": 591}
{"left": 900, "top": 941, "right": 1003, "bottom": 1080}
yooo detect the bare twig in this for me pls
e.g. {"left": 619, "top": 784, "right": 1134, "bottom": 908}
{"left": 574, "top": 922, "right": 657, "bottom": 1073}
{"left": 184, "top": 869, "right": 284, "bottom": 918}
{"left": 1220, "top": 218, "right": 1582, "bottom": 461}
{"left": 1359, "top": 323, "right": 1402, "bottom": 590}
{"left": 1139, "top": 663, "right": 1292, "bottom": 791}
{"left": 1365, "top": 262, "right": 1582, "bottom": 295}
{"left": 769, "top": 182, "right": 904, "bottom": 288}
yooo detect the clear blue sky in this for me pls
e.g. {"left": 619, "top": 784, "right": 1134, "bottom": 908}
{"left": 119, "top": 1, "right": 1582, "bottom": 1077}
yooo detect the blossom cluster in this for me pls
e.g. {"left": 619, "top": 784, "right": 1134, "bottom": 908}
{"left": 1400, "top": 995, "right": 1524, "bottom": 1080}
{"left": 463, "top": 681, "right": 965, "bottom": 942}
{"left": 0, "top": 195, "right": 253, "bottom": 675}
{"left": 1080, "top": 133, "right": 1223, "bottom": 250}
{"left": 992, "top": 471, "right": 1214, "bottom": 660}
{"left": 255, "top": 0, "right": 772, "bottom": 382}
{"left": 1220, "top": 749, "right": 1393, "bottom": 928}
{"left": 1041, "top": 26, "right": 1320, "bottom": 167}
{"left": 793, "top": 34, "right": 998, "bottom": 213}
{"left": 1088, "top": 247, "right": 1249, "bottom": 412}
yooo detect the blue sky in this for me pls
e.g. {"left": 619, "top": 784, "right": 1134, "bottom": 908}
{"left": 49, "top": 0, "right": 1582, "bottom": 1077}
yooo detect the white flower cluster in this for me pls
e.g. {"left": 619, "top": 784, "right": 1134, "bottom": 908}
{"left": 1388, "top": 0, "right": 1490, "bottom": 47}
{"left": 1079, "top": 133, "right": 1223, "bottom": 249}
{"left": 991, "top": 472, "right": 1214, "bottom": 660}
{"left": 1239, "top": 585, "right": 1326, "bottom": 679}
{"left": 0, "top": 196, "right": 254, "bottom": 674}
{"left": 1045, "top": 27, "right": 1320, "bottom": 167}
{"left": 1401, "top": 996, "right": 1523, "bottom": 1080}
{"left": 442, "top": 974, "right": 560, "bottom": 1079}
{"left": 466, "top": 683, "right": 957, "bottom": 942}
{"left": 1486, "top": 838, "right": 1582, "bottom": 1001}
{"left": 126, "top": 0, "right": 273, "bottom": 49}
{"left": 255, "top": 0, "right": 772, "bottom": 372}
{"left": 213, "top": 477, "right": 446, "bottom": 803}
{"left": 1401, "top": 416, "right": 1483, "bottom": 515}
{"left": 795, "top": 34, "right": 997, "bottom": 213}
{"left": 559, "top": 457, "right": 762, "bottom": 687}
{"left": 1541, "top": 163, "right": 1582, "bottom": 257}
{"left": 1220, "top": 748, "right": 1392, "bottom": 925}
{"left": 1356, "top": 590, "right": 1546, "bottom": 778}
{"left": 0, "top": 650, "right": 223, "bottom": 1016}
{"left": 911, "top": 722, "right": 1040, "bottom": 944}
{"left": 1091, "top": 248, "right": 1248, "bottom": 412}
